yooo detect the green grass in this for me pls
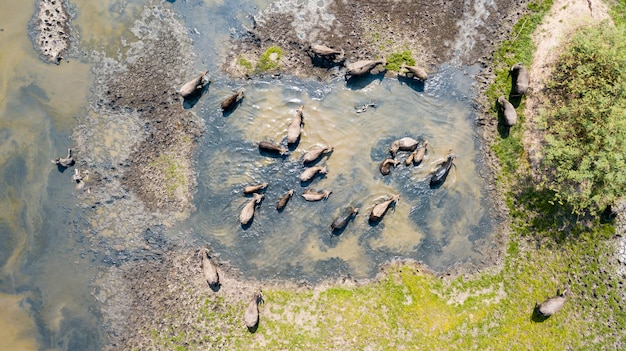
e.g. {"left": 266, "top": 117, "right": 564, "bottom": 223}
{"left": 485, "top": 0, "right": 553, "bottom": 176}
{"left": 256, "top": 46, "right": 282, "bottom": 72}
{"left": 238, "top": 57, "right": 253, "bottom": 70}
{"left": 385, "top": 50, "right": 416, "bottom": 72}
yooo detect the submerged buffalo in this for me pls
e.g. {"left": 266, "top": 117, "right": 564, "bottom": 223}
{"left": 379, "top": 158, "right": 400, "bottom": 176}
{"left": 510, "top": 63, "right": 529, "bottom": 96}
{"left": 51, "top": 148, "right": 74, "bottom": 168}
{"left": 259, "top": 141, "right": 289, "bottom": 156}
{"left": 369, "top": 194, "right": 400, "bottom": 222}
{"left": 429, "top": 151, "right": 457, "bottom": 187}
{"left": 276, "top": 189, "right": 294, "bottom": 210}
{"left": 331, "top": 206, "right": 359, "bottom": 232}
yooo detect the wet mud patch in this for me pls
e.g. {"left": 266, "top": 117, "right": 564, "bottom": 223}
{"left": 223, "top": 0, "right": 533, "bottom": 80}
{"left": 72, "top": 4, "right": 204, "bottom": 250}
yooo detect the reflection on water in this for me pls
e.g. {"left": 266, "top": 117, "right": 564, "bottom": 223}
{"left": 179, "top": 64, "right": 494, "bottom": 282}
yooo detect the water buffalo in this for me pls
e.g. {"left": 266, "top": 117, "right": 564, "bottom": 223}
{"left": 535, "top": 286, "right": 570, "bottom": 318}
{"left": 302, "top": 189, "right": 332, "bottom": 201}
{"left": 369, "top": 194, "right": 400, "bottom": 222}
{"left": 497, "top": 96, "right": 517, "bottom": 126}
{"left": 179, "top": 71, "right": 209, "bottom": 98}
{"left": 429, "top": 151, "right": 457, "bottom": 187}
{"left": 510, "top": 64, "right": 529, "bottom": 96}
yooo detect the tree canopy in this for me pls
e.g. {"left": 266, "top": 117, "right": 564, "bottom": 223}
{"left": 540, "top": 23, "right": 626, "bottom": 214}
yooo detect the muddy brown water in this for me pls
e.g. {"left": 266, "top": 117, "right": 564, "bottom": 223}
{"left": 0, "top": 0, "right": 499, "bottom": 349}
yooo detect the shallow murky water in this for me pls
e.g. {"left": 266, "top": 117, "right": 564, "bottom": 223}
{"left": 0, "top": 1, "right": 144, "bottom": 349}
{"left": 176, "top": 64, "right": 493, "bottom": 281}
{"left": 0, "top": 0, "right": 497, "bottom": 349}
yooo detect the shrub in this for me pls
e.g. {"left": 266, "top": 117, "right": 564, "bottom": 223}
{"left": 539, "top": 24, "right": 626, "bottom": 214}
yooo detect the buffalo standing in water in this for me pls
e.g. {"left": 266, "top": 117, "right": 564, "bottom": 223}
{"left": 287, "top": 105, "right": 304, "bottom": 145}
{"left": 243, "top": 182, "right": 268, "bottom": 194}
{"left": 302, "top": 189, "right": 332, "bottom": 201}
{"left": 276, "top": 189, "right": 294, "bottom": 210}
{"left": 51, "top": 148, "right": 74, "bottom": 168}
{"left": 429, "top": 151, "right": 457, "bottom": 188}
{"left": 221, "top": 89, "right": 244, "bottom": 113}
{"left": 331, "top": 206, "right": 359, "bottom": 232}
{"left": 535, "top": 286, "right": 570, "bottom": 318}
{"left": 369, "top": 194, "right": 400, "bottom": 222}
{"left": 379, "top": 158, "right": 400, "bottom": 176}
{"left": 400, "top": 63, "right": 428, "bottom": 81}
{"left": 179, "top": 71, "right": 209, "bottom": 99}
{"left": 244, "top": 289, "right": 264, "bottom": 330}
{"left": 259, "top": 141, "right": 289, "bottom": 156}
{"left": 498, "top": 96, "right": 517, "bottom": 126}
{"left": 510, "top": 63, "right": 530, "bottom": 96}
{"left": 405, "top": 140, "right": 430, "bottom": 166}
{"left": 299, "top": 165, "right": 328, "bottom": 182}
{"left": 198, "top": 248, "right": 219, "bottom": 289}
{"left": 389, "top": 137, "right": 419, "bottom": 157}
{"left": 302, "top": 145, "right": 333, "bottom": 164}
{"left": 239, "top": 193, "right": 263, "bottom": 225}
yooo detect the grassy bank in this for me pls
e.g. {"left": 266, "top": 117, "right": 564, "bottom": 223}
{"left": 148, "top": 2, "right": 626, "bottom": 350}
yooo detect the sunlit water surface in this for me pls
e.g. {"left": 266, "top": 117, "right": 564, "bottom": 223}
{"left": 0, "top": 0, "right": 496, "bottom": 349}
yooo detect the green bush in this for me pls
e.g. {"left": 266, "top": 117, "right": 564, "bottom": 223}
{"left": 540, "top": 24, "right": 626, "bottom": 214}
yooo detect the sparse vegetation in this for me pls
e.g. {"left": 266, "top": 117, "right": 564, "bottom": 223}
{"left": 150, "top": 152, "right": 188, "bottom": 197}
{"left": 238, "top": 57, "right": 253, "bottom": 70}
{"left": 486, "top": 0, "right": 553, "bottom": 175}
{"left": 385, "top": 50, "right": 415, "bottom": 72}
{"left": 256, "top": 46, "right": 282, "bottom": 72}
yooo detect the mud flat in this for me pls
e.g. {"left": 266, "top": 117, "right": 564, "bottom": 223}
{"left": 29, "top": 0, "right": 73, "bottom": 64}
{"left": 72, "top": 4, "right": 204, "bottom": 251}
{"left": 223, "top": 0, "right": 530, "bottom": 80}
